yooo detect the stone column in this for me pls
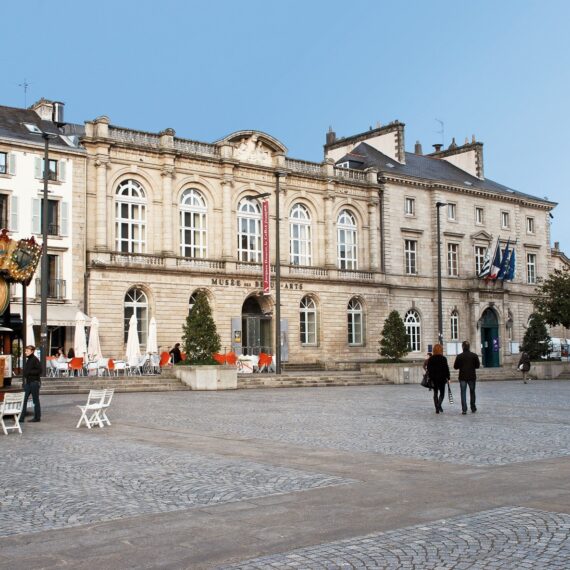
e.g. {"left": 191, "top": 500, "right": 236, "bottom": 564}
{"left": 368, "top": 200, "right": 379, "bottom": 271}
{"left": 324, "top": 194, "right": 335, "bottom": 268}
{"left": 221, "top": 177, "right": 233, "bottom": 259}
{"left": 161, "top": 166, "right": 175, "bottom": 255}
{"left": 95, "top": 157, "right": 109, "bottom": 251}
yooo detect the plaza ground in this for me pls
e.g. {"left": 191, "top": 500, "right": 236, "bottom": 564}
{"left": 1, "top": 380, "right": 569, "bottom": 569}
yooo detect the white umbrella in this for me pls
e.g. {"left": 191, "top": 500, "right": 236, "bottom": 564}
{"left": 74, "top": 311, "right": 88, "bottom": 361}
{"left": 146, "top": 317, "right": 158, "bottom": 354}
{"left": 88, "top": 316, "right": 103, "bottom": 361}
{"left": 126, "top": 314, "right": 141, "bottom": 366}
{"left": 26, "top": 314, "right": 36, "bottom": 347}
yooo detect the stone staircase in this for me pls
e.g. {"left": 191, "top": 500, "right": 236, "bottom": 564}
{"left": 12, "top": 369, "right": 190, "bottom": 395}
{"left": 238, "top": 371, "right": 391, "bottom": 389}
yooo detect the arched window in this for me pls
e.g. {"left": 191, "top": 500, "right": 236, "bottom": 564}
{"left": 337, "top": 209, "right": 358, "bottom": 269}
{"left": 180, "top": 188, "right": 207, "bottom": 258}
{"left": 237, "top": 198, "right": 262, "bottom": 262}
{"left": 450, "top": 310, "right": 459, "bottom": 341}
{"left": 189, "top": 291, "right": 199, "bottom": 313}
{"left": 300, "top": 296, "right": 317, "bottom": 345}
{"left": 405, "top": 310, "right": 421, "bottom": 352}
{"left": 290, "top": 203, "right": 312, "bottom": 266}
{"left": 115, "top": 179, "right": 146, "bottom": 253}
{"left": 347, "top": 297, "right": 364, "bottom": 345}
{"left": 124, "top": 287, "right": 148, "bottom": 345}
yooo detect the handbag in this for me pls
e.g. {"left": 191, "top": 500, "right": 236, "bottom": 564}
{"left": 447, "top": 381, "right": 454, "bottom": 404}
{"left": 421, "top": 372, "right": 431, "bottom": 388}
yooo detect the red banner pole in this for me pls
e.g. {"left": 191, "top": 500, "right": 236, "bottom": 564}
{"left": 262, "top": 200, "right": 270, "bottom": 294}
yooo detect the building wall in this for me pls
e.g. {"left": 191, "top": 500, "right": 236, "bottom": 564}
{"left": 81, "top": 119, "right": 554, "bottom": 365}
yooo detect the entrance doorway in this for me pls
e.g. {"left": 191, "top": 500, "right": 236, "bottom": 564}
{"left": 480, "top": 308, "right": 500, "bottom": 367}
{"left": 241, "top": 296, "right": 272, "bottom": 355}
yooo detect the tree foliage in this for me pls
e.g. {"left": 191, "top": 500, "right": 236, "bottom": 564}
{"left": 521, "top": 313, "right": 551, "bottom": 360}
{"left": 182, "top": 291, "right": 221, "bottom": 365}
{"left": 532, "top": 268, "right": 570, "bottom": 329}
{"left": 379, "top": 310, "right": 410, "bottom": 361}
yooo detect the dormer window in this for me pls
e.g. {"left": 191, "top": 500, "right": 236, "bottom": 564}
{"left": 336, "top": 161, "right": 350, "bottom": 169}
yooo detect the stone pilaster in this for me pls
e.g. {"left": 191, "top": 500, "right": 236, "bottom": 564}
{"left": 94, "top": 156, "right": 110, "bottom": 251}
{"left": 221, "top": 177, "right": 233, "bottom": 259}
{"left": 368, "top": 200, "right": 379, "bottom": 271}
{"left": 324, "top": 193, "right": 335, "bottom": 268}
{"left": 161, "top": 166, "right": 175, "bottom": 255}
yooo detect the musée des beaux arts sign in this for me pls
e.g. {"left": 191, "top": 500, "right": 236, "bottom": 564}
{"left": 210, "top": 278, "right": 303, "bottom": 291}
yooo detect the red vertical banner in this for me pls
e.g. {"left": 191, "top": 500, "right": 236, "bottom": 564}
{"left": 262, "top": 200, "right": 270, "bottom": 294}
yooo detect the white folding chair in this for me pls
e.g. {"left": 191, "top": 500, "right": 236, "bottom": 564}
{"left": 114, "top": 361, "right": 127, "bottom": 376}
{"left": 99, "top": 389, "right": 114, "bottom": 426}
{"left": 1, "top": 392, "right": 25, "bottom": 435}
{"left": 76, "top": 389, "right": 106, "bottom": 429}
{"left": 97, "top": 358, "right": 110, "bottom": 376}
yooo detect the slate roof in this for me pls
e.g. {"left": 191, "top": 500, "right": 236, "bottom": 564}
{"left": 0, "top": 105, "right": 84, "bottom": 150}
{"left": 339, "top": 142, "right": 554, "bottom": 205}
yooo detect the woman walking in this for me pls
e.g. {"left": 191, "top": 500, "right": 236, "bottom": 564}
{"left": 518, "top": 351, "right": 531, "bottom": 384}
{"left": 426, "top": 344, "right": 450, "bottom": 414}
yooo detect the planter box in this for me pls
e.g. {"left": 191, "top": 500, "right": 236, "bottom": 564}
{"left": 174, "top": 365, "right": 237, "bottom": 390}
{"left": 360, "top": 362, "right": 424, "bottom": 384}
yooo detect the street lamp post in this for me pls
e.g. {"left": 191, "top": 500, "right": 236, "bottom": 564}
{"left": 274, "top": 172, "right": 285, "bottom": 375}
{"left": 436, "top": 201, "right": 447, "bottom": 346}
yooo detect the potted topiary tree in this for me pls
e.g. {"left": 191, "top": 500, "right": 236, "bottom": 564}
{"left": 174, "top": 291, "right": 237, "bottom": 390}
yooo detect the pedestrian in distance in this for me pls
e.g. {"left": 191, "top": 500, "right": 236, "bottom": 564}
{"left": 426, "top": 344, "right": 450, "bottom": 414}
{"left": 21, "top": 345, "right": 42, "bottom": 423}
{"left": 518, "top": 351, "right": 531, "bottom": 384}
{"left": 453, "top": 340, "right": 480, "bottom": 415}
{"left": 169, "top": 343, "right": 182, "bottom": 364}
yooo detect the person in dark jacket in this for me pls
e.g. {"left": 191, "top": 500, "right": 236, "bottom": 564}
{"left": 169, "top": 343, "right": 182, "bottom": 364}
{"left": 518, "top": 351, "right": 531, "bottom": 384}
{"left": 426, "top": 344, "right": 450, "bottom": 414}
{"left": 453, "top": 340, "right": 481, "bottom": 415}
{"left": 21, "top": 345, "right": 42, "bottom": 423}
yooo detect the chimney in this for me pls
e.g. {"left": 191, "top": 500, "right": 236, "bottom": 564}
{"left": 554, "top": 241, "right": 560, "bottom": 250}
{"left": 414, "top": 140, "right": 423, "bottom": 155}
{"left": 433, "top": 143, "right": 443, "bottom": 152}
{"left": 52, "top": 101, "right": 65, "bottom": 126}
{"left": 448, "top": 137, "right": 457, "bottom": 150}
{"left": 326, "top": 126, "right": 336, "bottom": 146}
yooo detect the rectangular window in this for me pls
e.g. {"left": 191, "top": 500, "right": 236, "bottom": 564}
{"left": 0, "top": 194, "right": 8, "bottom": 228}
{"left": 447, "top": 243, "right": 459, "bottom": 276}
{"left": 447, "top": 203, "right": 457, "bottom": 221}
{"left": 36, "top": 158, "right": 58, "bottom": 181}
{"left": 527, "top": 253, "right": 537, "bottom": 284}
{"left": 526, "top": 217, "right": 535, "bottom": 234}
{"left": 475, "top": 245, "right": 487, "bottom": 275}
{"left": 404, "top": 239, "right": 417, "bottom": 274}
{"left": 475, "top": 207, "right": 484, "bottom": 225}
{"left": 501, "top": 211, "right": 510, "bottom": 229}
{"left": 41, "top": 199, "right": 60, "bottom": 236}
{"left": 404, "top": 197, "right": 415, "bottom": 216}
{"left": 0, "top": 152, "right": 6, "bottom": 174}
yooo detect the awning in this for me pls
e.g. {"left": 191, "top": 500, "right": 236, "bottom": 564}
{"left": 27, "top": 304, "right": 90, "bottom": 327}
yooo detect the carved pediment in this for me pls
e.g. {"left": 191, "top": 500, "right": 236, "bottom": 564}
{"left": 470, "top": 230, "right": 492, "bottom": 242}
{"left": 218, "top": 130, "right": 288, "bottom": 166}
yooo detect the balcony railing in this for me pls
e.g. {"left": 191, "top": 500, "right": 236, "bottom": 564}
{"left": 110, "top": 252, "right": 165, "bottom": 266}
{"left": 333, "top": 166, "right": 367, "bottom": 181}
{"left": 35, "top": 278, "right": 66, "bottom": 300}
{"left": 47, "top": 223, "right": 59, "bottom": 236}
{"left": 176, "top": 257, "right": 225, "bottom": 270}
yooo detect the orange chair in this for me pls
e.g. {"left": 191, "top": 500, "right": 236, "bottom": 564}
{"left": 69, "top": 357, "right": 85, "bottom": 377}
{"left": 180, "top": 352, "right": 187, "bottom": 361}
{"left": 225, "top": 352, "right": 238, "bottom": 366}
{"left": 212, "top": 353, "right": 227, "bottom": 365}
{"left": 258, "top": 353, "right": 273, "bottom": 372}
{"left": 159, "top": 352, "right": 171, "bottom": 368}
{"left": 108, "top": 359, "right": 115, "bottom": 375}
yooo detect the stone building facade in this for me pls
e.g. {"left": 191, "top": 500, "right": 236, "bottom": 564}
{"left": 80, "top": 116, "right": 556, "bottom": 367}
{"left": 0, "top": 100, "right": 86, "bottom": 350}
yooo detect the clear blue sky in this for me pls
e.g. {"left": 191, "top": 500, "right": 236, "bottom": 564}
{"left": 2, "top": 0, "right": 569, "bottom": 249}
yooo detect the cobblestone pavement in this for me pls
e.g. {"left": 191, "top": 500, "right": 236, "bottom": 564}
{"left": 220, "top": 507, "right": 570, "bottom": 569}
{"left": 0, "top": 431, "right": 353, "bottom": 538}
{"left": 112, "top": 380, "right": 570, "bottom": 466}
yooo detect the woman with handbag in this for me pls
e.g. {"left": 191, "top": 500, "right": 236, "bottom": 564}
{"left": 518, "top": 351, "right": 531, "bottom": 384}
{"left": 426, "top": 344, "right": 450, "bottom": 414}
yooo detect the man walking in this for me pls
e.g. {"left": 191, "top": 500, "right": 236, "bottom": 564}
{"left": 21, "top": 345, "right": 42, "bottom": 423}
{"left": 453, "top": 340, "right": 480, "bottom": 415}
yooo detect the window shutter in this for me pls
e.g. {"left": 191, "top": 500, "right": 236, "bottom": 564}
{"left": 60, "top": 201, "right": 69, "bottom": 236}
{"left": 9, "top": 195, "right": 18, "bottom": 231}
{"left": 34, "top": 157, "right": 42, "bottom": 179}
{"left": 8, "top": 153, "right": 16, "bottom": 175}
{"left": 59, "top": 160, "right": 67, "bottom": 182}
{"left": 32, "top": 198, "right": 41, "bottom": 233}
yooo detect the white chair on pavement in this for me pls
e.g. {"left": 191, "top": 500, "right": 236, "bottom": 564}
{"left": 1, "top": 392, "right": 25, "bottom": 435}
{"left": 99, "top": 389, "right": 114, "bottom": 426}
{"left": 76, "top": 389, "right": 106, "bottom": 429}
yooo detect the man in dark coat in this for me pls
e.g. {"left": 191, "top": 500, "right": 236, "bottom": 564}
{"left": 453, "top": 340, "right": 480, "bottom": 415}
{"left": 169, "top": 343, "right": 182, "bottom": 364}
{"left": 21, "top": 345, "right": 42, "bottom": 423}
